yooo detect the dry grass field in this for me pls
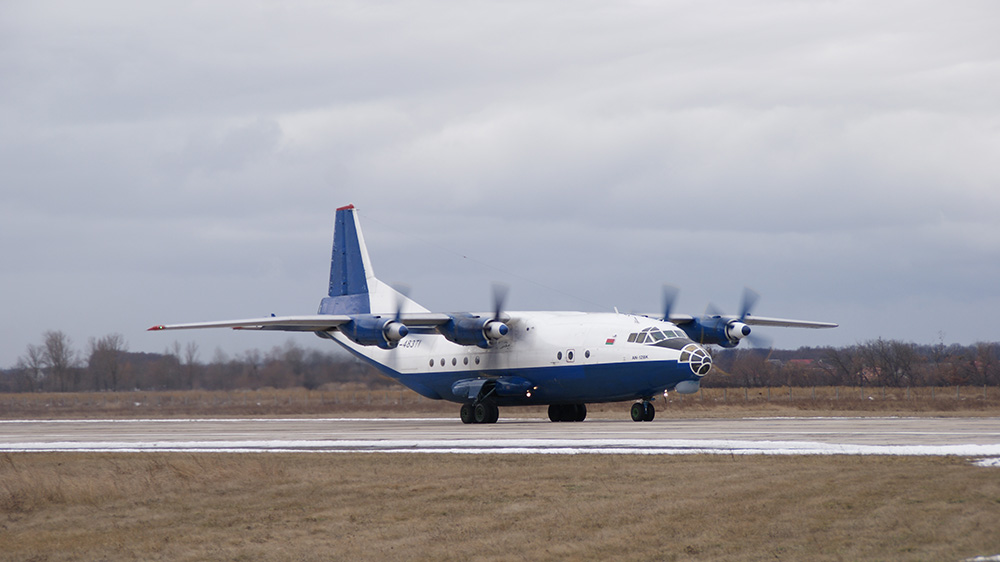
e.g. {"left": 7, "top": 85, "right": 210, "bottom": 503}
{"left": 2, "top": 388, "right": 999, "bottom": 560}
{"left": 2, "top": 384, "right": 999, "bottom": 419}
{"left": 1, "top": 452, "right": 999, "bottom": 561}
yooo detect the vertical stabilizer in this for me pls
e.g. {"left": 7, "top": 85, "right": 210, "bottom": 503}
{"left": 319, "top": 205, "right": 428, "bottom": 315}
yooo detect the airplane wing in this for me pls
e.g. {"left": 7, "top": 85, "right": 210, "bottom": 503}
{"left": 148, "top": 313, "right": 456, "bottom": 332}
{"left": 149, "top": 315, "right": 353, "bottom": 332}
{"left": 666, "top": 313, "right": 696, "bottom": 324}
{"left": 664, "top": 313, "right": 836, "bottom": 329}
{"left": 741, "top": 315, "right": 838, "bottom": 329}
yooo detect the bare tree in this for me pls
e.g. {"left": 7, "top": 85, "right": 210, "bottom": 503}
{"left": 183, "top": 341, "right": 200, "bottom": 389}
{"left": 965, "top": 342, "right": 1000, "bottom": 386}
{"left": 88, "top": 334, "right": 129, "bottom": 391}
{"left": 42, "top": 330, "right": 77, "bottom": 391}
{"left": 14, "top": 344, "right": 46, "bottom": 392}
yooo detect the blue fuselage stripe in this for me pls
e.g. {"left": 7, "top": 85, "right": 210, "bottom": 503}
{"left": 335, "top": 340, "right": 696, "bottom": 405}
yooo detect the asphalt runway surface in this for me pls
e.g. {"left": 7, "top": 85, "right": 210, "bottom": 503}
{"left": 2, "top": 417, "right": 1000, "bottom": 460}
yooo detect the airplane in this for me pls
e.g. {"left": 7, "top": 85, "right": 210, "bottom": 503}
{"left": 150, "top": 204, "right": 837, "bottom": 424}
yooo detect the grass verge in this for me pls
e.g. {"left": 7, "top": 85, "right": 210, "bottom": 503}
{"left": 2, "top": 452, "right": 999, "bottom": 561}
{"left": 2, "top": 385, "right": 999, "bottom": 419}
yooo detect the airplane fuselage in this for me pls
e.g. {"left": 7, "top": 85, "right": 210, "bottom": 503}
{"left": 322, "top": 311, "right": 710, "bottom": 406}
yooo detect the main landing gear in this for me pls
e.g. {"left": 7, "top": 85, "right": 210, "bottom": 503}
{"left": 548, "top": 404, "right": 587, "bottom": 422}
{"left": 460, "top": 401, "right": 499, "bottom": 424}
{"left": 630, "top": 400, "right": 655, "bottom": 422}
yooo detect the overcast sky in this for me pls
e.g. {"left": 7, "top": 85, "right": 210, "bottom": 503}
{"left": 2, "top": 1, "right": 999, "bottom": 368}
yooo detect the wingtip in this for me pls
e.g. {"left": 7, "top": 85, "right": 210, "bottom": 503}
{"left": 147, "top": 325, "right": 166, "bottom": 331}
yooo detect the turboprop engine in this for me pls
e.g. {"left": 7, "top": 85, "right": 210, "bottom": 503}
{"left": 685, "top": 316, "right": 752, "bottom": 348}
{"left": 439, "top": 315, "right": 509, "bottom": 349}
{"left": 339, "top": 315, "right": 409, "bottom": 349}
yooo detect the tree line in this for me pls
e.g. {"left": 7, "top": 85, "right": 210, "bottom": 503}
{"left": 1, "top": 331, "right": 387, "bottom": 393}
{"left": 710, "top": 339, "right": 1000, "bottom": 388}
{"left": 2, "top": 331, "right": 999, "bottom": 394}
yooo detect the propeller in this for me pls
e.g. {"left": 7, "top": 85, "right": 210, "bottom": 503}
{"left": 492, "top": 283, "right": 508, "bottom": 323}
{"left": 662, "top": 284, "right": 679, "bottom": 321}
{"left": 690, "top": 288, "right": 771, "bottom": 349}
{"left": 393, "top": 284, "right": 411, "bottom": 323}
{"left": 739, "top": 287, "right": 760, "bottom": 321}
{"left": 735, "top": 287, "right": 771, "bottom": 349}
{"left": 486, "top": 283, "right": 510, "bottom": 340}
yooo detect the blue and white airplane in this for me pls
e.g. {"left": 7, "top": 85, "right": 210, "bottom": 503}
{"left": 150, "top": 205, "right": 836, "bottom": 423}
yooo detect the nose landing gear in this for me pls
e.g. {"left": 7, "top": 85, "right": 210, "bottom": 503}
{"left": 630, "top": 400, "right": 655, "bottom": 422}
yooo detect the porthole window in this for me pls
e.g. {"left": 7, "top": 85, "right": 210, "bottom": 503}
{"left": 452, "top": 357, "right": 457, "bottom": 366}
{"left": 567, "top": 350, "right": 575, "bottom": 361}
{"left": 463, "top": 357, "right": 469, "bottom": 365}
{"left": 585, "top": 350, "right": 591, "bottom": 359}
{"left": 475, "top": 356, "right": 481, "bottom": 365}
{"left": 429, "top": 359, "right": 434, "bottom": 367}
{"left": 440, "top": 358, "right": 445, "bottom": 367}
{"left": 557, "top": 351, "right": 563, "bottom": 360}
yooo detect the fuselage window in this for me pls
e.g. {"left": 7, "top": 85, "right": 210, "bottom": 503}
{"left": 429, "top": 359, "right": 434, "bottom": 367}
{"left": 627, "top": 333, "right": 637, "bottom": 343}
{"left": 440, "top": 358, "right": 445, "bottom": 367}
{"left": 463, "top": 356, "right": 469, "bottom": 365}
{"left": 585, "top": 350, "right": 591, "bottom": 358}
{"left": 567, "top": 350, "right": 575, "bottom": 361}
{"left": 475, "top": 356, "right": 481, "bottom": 365}
{"left": 651, "top": 331, "right": 666, "bottom": 342}
{"left": 557, "top": 351, "right": 563, "bottom": 360}
{"left": 452, "top": 357, "right": 457, "bottom": 366}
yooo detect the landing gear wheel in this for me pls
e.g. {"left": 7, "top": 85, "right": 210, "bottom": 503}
{"left": 548, "top": 404, "right": 563, "bottom": 422}
{"left": 548, "top": 404, "right": 587, "bottom": 422}
{"left": 630, "top": 401, "right": 655, "bottom": 422}
{"left": 630, "top": 402, "right": 645, "bottom": 422}
{"left": 474, "top": 401, "right": 499, "bottom": 424}
{"left": 642, "top": 401, "right": 655, "bottom": 422}
{"left": 460, "top": 403, "right": 474, "bottom": 424}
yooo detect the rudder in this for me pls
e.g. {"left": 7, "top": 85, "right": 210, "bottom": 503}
{"left": 320, "top": 205, "right": 373, "bottom": 314}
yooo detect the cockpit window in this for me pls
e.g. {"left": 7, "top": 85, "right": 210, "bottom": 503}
{"left": 629, "top": 327, "right": 687, "bottom": 344}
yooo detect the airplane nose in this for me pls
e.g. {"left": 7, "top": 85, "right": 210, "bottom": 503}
{"left": 680, "top": 343, "right": 713, "bottom": 377}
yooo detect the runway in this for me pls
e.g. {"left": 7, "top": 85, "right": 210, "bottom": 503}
{"left": 2, "top": 416, "right": 1000, "bottom": 462}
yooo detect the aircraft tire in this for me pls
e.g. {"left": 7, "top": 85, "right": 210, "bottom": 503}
{"left": 460, "top": 403, "right": 474, "bottom": 424}
{"left": 474, "top": 402, "right": 499, "bottom": 424}
{"left": 630, "top": 402, "right": 645, "bottom": 422}
{"left": 547, "top": 405, "right": 560, "bottom": 422}
{"left": 574, "top": 404, "right": 587, "bottom": 422}
{"left": 642, "top": 401, "right": 655, "bottom": 422}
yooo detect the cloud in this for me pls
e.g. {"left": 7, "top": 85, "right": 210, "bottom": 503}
{"left": 2, "top": 0, "right": 1000, "bottom": 365}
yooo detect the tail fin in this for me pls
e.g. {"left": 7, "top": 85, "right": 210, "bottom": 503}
{"left": 318, "top": 205, "right": 427, "bottom": 315}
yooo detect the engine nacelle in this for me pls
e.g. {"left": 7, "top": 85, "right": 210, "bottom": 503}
{"left": 340, "top": 315, "right": 409, "bottom": 349}
{"left": 726, "top": 322, "right": 751, "bottom": 342}
{"left": 485, "top": 321, "right": 509, "bottom": 340}
{"left": 439, "top": 315, "right": 509, "bottom": 349}
{"left": 680, "top": 317, "right": 748, "bottom": 348}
